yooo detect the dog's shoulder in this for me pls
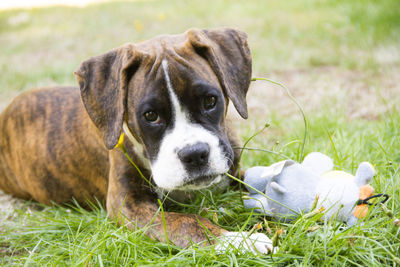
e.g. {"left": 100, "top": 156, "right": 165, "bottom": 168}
{"left": 3, "top": 86, "right": 80, "bottom": 117}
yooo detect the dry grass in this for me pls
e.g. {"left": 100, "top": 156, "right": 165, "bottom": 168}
{"left": 228, "top": 64, "right": 400, "bottom": 137}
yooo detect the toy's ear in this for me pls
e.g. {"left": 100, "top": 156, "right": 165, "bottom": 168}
{"left": 260, "top": 160, "right": 295, "bottom": 179}
{"left": 355, "top": 162, "right": 375, "bottom": 187}
{"left": 270, "top": 182, "right": 287, "bottom": 194}
{"left": 301, "top": 152, "right": 334, "bottom": 176}
{"left": 261, "top": 160, "right": 293, "bottom": 195}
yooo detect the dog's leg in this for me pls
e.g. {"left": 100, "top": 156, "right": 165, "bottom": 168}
{"left": 106, "top": 150, "right": 274, "bottom": 252}
{"left": 106, "top": 149, "right": 226, "bottom": 247}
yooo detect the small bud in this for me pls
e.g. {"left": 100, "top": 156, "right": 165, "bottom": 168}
{"left": 307, "top": 225, "right": 321, "bottom": 232}
{"left": 348, "top": 235, "right": 356, "bottom": 246}
{"left": 249, "top": 222, "right": 263, "bottom": 235}
{"left": 304, "top": 206, "right": 325, "bottom": 219}
{"left": 310, "top": 195, "right": 320, "bottom": 211}
{"left": 271, "top": 229, "right": 283, "bottom": 248}
{"left": 380, "top": 203, "right": 394, "bottom": 218}
{"left": 212, "top": 212, "right": 218, "bottom": 224}
{"left": 264, "top": 218, "right": 272, "bottom": 235}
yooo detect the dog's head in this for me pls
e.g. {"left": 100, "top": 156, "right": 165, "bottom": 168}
{"left": 75, "top": 28, "right": 251, "bottom": 191}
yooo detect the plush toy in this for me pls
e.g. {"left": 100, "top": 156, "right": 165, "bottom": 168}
{"left": 243, "top": 152, "right": 381, "bottom": 225}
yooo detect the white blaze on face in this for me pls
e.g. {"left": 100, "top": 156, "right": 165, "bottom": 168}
{"left": 150, "top": 60, "right": 229, "bottom": 190}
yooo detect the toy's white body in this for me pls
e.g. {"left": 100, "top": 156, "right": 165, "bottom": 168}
{"left": 317, "top": 171, "right": 359, "bottom": 223}
{"left": 244, "top": 152, "right": 375, "bottom": 224}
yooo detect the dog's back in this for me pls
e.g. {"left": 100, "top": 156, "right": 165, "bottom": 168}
{"left": 0, "top": 87, "right": 109, "bottom": 205}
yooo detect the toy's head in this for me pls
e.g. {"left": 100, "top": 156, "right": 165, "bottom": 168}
{"left": 263, "top": 161, "right": 320, "bottom": 219}
{"left": 244, "top": 160, "right": 320, "bottom": 219}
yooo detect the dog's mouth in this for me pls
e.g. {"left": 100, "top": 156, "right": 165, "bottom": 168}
{"left": 179, "top": 174, "right": 224, "bottom": 190}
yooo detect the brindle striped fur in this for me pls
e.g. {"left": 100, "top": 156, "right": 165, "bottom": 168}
{"left": 0, "top": 28, "right": 251, "bottom": 247}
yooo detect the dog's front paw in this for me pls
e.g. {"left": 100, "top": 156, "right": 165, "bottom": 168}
{"left": 215, "top": 231, "right": 277, "bottom": 255}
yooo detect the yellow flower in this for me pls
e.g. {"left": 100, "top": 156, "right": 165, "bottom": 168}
{"left": 134, "top": 20, "right": 143, "bottom": 32}
{"left": 157, "top": 13, "right": 166, "bottom": 21}
{"left": 115, "top": 133, "right": 125, "bottom": 149}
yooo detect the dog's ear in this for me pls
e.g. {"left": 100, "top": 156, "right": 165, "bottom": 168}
{"left": 74, "top": 44, "right": 142, "bottom": 149}
{"left": 187, "top": 28, "right": 252, "bottom": 119}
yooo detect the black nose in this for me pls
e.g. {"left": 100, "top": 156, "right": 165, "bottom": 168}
{"left": 177, "top": 142, "right": 210, "bottom": 170}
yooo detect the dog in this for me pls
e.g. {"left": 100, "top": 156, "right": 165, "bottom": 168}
{"left": 0, "top": 28, "right": 273, "bottom": 253}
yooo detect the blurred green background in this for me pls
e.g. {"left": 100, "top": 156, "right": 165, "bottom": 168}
{"left": 1, "top": 0, "right": 399, "bottom": 90}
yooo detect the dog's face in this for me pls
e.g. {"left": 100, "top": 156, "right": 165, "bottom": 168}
{"left": 130, "top": 58, "right": 232, "bottom": 190}
{"left": 75, "top": 28, "right": 252, "bottom": 191}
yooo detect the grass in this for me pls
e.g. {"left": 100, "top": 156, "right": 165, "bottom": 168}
{"left": 1, "top": 0, "right": 400, "bottom": 265}
{"left": 1, "top": 113, "right": 399, "bottom": 265}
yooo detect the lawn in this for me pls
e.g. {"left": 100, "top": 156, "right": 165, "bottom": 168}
{"left": 1, "top": 0, "right": 400, "bottom": 265}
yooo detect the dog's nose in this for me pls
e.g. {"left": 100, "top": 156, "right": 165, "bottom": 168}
{"left": 177, "top": 142, "right": 210, "bottom": 169}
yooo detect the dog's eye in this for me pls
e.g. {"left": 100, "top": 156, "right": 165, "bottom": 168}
{"left": 144, "top": 111, "right": 159, "bottom": 122}
{"left": 203, "top": 96, "right": 217, "bottom": 110}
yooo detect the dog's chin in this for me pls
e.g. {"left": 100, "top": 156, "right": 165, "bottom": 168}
{"left": 178, "top": 174, "right": 224, "bottom": 190}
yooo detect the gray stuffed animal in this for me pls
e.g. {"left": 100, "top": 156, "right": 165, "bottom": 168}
{"left": 243, "top": 152, "right": 376, "bottom": 225}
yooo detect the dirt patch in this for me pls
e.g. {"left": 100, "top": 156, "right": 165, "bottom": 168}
{"left": 229, "top": 66, "right": 400, "bottom": 133}
{"left": 0, "top": 190, "right": 24, "bottom": 225}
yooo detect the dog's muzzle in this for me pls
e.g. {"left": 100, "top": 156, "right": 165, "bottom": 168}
{"left": 177, "top": 142, "right": 210, "bottom": 171}
{"left": 177, "top": 142, "right": 222, "bottom": 188}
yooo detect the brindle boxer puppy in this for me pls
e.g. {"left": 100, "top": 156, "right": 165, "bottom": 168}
{"left": 0, "top": 28, "right": 273, "bottom": 253}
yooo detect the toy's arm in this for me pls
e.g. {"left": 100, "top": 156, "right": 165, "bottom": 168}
{"left": 353, "top": 184, "right": 374, "bottom": 219}
{"left": 355, "top": 162, "right": 375, "bottom": 186}
{"left": 244, "top": 194, "right": 272, "bottom": 215}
